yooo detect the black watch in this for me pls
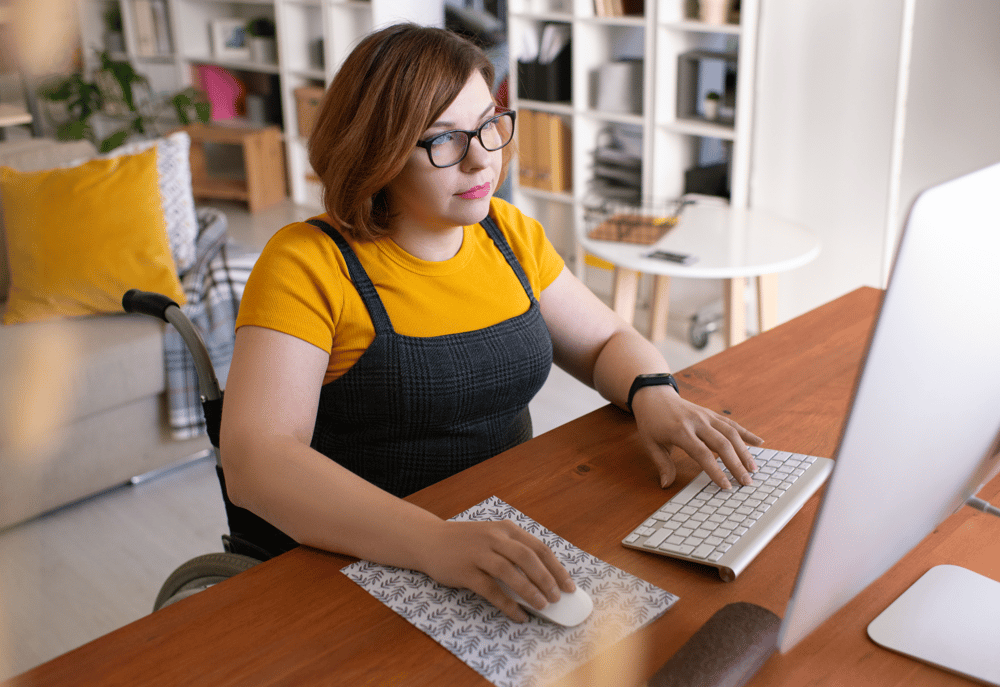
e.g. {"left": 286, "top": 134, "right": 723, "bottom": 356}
{"left": 626, "top": 373, "right": 680, "bottom": 414}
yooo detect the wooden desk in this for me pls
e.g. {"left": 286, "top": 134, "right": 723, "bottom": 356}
{"left": 8, "top": 287, "right": 1000, "bottom": 687}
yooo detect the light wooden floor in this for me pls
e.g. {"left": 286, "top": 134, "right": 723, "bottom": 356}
{"left": 0, "top": 199, "right": 725, "bottom": 681}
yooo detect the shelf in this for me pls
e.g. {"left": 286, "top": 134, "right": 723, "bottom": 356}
{"left": 510, "top": 11, "right": 573, "bottom": 23}
{"left": 0, "top": 104, "right": 33, "bottom": 128}
{"left": 584, "top": 109, "right": 645, "bottom": 127}
{"left": 662, "top": 117, "right": 736, "bottom": 140}
{"left": 580, "top": 15, "right": 647, "bottom": 28}
{"left": 662, "top": 20, "right": 741, "bottom": 35}
{"left": 185, "top": 57, "right": 280, "bottom": 75}
{"left": 517, "top": 186, "right": 574, "bottom": 204}
{"left": 516, "top": 99, "right": 574, "bottom": 116}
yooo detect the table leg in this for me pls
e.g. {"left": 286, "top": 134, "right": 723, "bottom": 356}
{"left": 650, "top": 275, "right": 670, "bottom": 343}
{"left": 723, "top": 277, "right": 747, "bottom": 348}
{"left": 612, "top": 268, "right": 640, "bottom": 327}
{"left": 756, "top": 274, "right": 778, "bottom": 334}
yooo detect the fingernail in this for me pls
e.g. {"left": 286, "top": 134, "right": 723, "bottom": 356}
{"left": 741, "top": 474, "right": 754, "bottom": 487}
{"left": 749, "top": 460, "right": 758, "bottom": 472}
{"left": 721, "top": 479, "right": 732, "bottom": 490}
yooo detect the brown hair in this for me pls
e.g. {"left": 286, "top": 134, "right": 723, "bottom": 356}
{"left": 308, "top": 23, "right": 512, "bottom": 241}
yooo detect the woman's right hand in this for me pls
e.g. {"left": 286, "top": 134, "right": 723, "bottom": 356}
{"left": 416, "top": 519, "right": 576, "bottom": 622}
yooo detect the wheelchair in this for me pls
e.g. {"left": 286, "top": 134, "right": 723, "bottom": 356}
{"left": 122, "top": 289, "right": 291, "bottom": 611}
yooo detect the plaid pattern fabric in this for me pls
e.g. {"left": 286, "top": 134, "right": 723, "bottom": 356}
{"left": 306, "top": 216, "right": 553, "bottom": 498}
{"left": 164, "top": 207, "right": 258, "bottom": 440}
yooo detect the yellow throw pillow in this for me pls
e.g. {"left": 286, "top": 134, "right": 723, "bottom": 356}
{"left": 0, "top": 147, "right": 186, "bottom": 325}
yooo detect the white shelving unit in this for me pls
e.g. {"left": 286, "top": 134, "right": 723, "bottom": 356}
{"left": 507, "top": 0, "right": 759, "bottom": 274}
{"left": 75, "top": 0, "right": 444, "bottom": 208}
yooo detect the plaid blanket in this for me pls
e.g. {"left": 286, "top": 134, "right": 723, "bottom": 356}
{"left": 164, "top": 207, "right": 259, "bottom": 440}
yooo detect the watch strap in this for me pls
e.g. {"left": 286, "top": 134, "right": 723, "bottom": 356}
{"left": 627, "top": 373, "right": 680, "bottom": 414}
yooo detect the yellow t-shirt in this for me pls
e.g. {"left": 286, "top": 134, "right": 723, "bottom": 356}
{"left": 236, "top": 197, "right": 565, "bottom": 384}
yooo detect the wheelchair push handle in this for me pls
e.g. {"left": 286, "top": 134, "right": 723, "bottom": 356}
{"left": 122, "top": 289, "right": 180, "bottom": 322}
{"left": 121, "top": 288, "right": 222, "bottom": 405}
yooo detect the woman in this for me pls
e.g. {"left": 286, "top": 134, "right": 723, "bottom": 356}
{"left": 220, "top": 23, "right": 762, "bottom": 622}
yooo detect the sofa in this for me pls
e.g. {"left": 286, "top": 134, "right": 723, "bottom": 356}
{"left": 0, "top": 137, "right": 215, "bottom": 530}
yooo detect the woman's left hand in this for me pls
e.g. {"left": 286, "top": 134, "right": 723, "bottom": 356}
{"left": 629, "top": 384, "right": 764, "bottom": 490}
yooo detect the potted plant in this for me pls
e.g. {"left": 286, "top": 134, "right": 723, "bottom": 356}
{"left": 37, "top": 51, "right": 210, "bottom": 153}
{"left": 245, "top": 17, "right": 277, "bottom": 64}
{"left": 703, "top": 91, "right": 720, "bottom": 120}
{"left": 103, "top": 4, "right": 125, "bottom": 54}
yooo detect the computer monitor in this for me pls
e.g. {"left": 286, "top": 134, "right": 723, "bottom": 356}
{"left": 776, "top": 162, "right": 1000, "bottom": 682}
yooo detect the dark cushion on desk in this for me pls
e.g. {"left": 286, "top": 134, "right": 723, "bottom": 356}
{"left": 649, "top": 602, "right": 780, "bottom": 687}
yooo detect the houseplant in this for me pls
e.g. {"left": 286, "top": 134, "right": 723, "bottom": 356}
{"left": 245, "top": 17, "right": 277, "bottom": 64}
{"left": 37, "top": 51, "right": 210, "bottom": 153}
{"left": 703, "top": 91, "right": 720, "bottom": 120}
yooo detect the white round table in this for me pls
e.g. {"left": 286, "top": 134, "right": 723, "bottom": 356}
{"left": 579, "top": 200, "right": 821, "bottom": 347}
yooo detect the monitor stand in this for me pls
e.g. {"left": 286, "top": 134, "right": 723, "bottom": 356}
{"left": 867, "top": 565, "right": 1000, "bottom": 685}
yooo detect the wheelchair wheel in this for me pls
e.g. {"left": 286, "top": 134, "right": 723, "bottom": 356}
{"left": 153, "top": 552, "right": 261, "bottom": 612}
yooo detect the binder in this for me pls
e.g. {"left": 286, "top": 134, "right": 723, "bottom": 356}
{"left": 517, "top": 112, "right": 572, "bottom": 193}
{"left": 517, "top": 108, "right": 538, "bottom": 189}
{"left": 542, "top": 113, "right": 572, "bottom": 193}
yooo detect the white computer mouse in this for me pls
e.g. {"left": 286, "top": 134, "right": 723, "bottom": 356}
{"left": 497, "top": 579, "right": 594, "bottom": 627}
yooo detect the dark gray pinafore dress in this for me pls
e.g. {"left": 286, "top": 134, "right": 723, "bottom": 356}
{"left": 226, "top": 215, "right": 553, "bottom": 559}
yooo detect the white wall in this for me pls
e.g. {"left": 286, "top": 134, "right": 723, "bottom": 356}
{"left": 750, "top": 0, "right": 1000, "bottom": 323}
{"left": 892, "top": 0, "right": 1000, "bottom": 276}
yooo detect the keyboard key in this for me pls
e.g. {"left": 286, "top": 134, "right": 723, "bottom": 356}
{"left": 692, "top": 544, "right": 716, "bottom": 559}
{"left": 645, "top": 528, "right": 671, "bottom": 548}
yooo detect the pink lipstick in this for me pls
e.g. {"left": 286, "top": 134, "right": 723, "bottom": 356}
{"left": 459, "top": 183, "right": 491, "bottom": 199}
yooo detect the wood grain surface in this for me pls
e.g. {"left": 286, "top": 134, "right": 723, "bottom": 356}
{"left": 9, "top": 287, "right": 999, "bottom": 687}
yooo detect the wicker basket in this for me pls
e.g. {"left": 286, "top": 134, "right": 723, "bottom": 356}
{"left": 584, "top": 198, "right": 690, "bottom": 245}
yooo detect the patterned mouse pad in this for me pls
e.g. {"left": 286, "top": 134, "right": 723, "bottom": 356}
{"left": 342, "top": 496, "right": 678, "bottom": 687}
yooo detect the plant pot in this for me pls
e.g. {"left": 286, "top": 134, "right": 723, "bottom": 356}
{"left": 703, "top": 98, "right": 719, "bottom": 120}
{"left": 699, "top": 0, "right": 731, "bottom": 25}
{"left": 249, "top": 37, "right": 277, "bottom": 64}
{"left": 104, "top": 31, "right": 125, "bottom": 54}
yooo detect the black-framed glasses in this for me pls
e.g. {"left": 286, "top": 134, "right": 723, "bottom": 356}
{"left": 415, "top": 109, "right": 516, "bottom": 168}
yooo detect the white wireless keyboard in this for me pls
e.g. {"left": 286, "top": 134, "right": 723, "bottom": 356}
{"left": 623, "top": 446, "right": 833, "bottom": 581}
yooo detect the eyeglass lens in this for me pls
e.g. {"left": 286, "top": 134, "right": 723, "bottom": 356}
{"left": 427, "top": 112, "right": 514, "bottom": 167}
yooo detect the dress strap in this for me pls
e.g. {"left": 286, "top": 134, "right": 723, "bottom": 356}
{"left": 479, "top": 213, "right": 538, "bottom": 303}
{"left": 306, "top": 218, "right": 395, "bottom": 334}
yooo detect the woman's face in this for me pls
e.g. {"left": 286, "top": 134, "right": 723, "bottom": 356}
{"left": 385, "top": 72, "right": 502, "bottom": 241}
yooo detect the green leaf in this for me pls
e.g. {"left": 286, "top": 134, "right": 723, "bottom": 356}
{"left": 55, "top": 120, "right": 90, "bottom": 141}
{"left": 99, "top": 129, "right": 130, "bottom": 153}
